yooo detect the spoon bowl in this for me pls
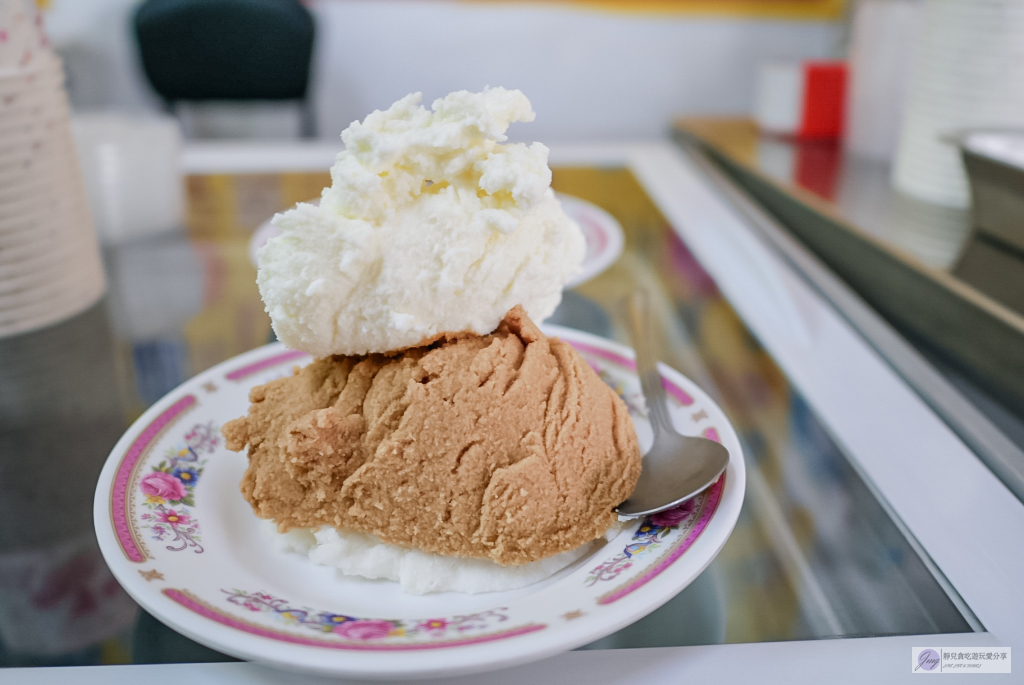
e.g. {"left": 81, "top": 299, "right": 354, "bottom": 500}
{"left": 615, "top": 291, "right": 730, "bottom": 518}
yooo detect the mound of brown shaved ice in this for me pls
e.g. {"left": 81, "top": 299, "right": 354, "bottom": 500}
{"left": 222, "top": 306, "right": 641, "bottom": 566}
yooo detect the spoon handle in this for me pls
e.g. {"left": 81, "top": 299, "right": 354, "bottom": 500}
{"left": 622, "top": 291, "right": 674, "bottom": 436}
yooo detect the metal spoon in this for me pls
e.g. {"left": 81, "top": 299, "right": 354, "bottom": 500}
{"left": 614, "top": 291, "right": 729, "bottom": 518}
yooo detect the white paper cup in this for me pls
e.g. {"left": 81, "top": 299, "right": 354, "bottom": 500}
{"left": 0, "top": 61, "right": 62, "bottom": 96}
{"left": 0, "top": 185, "right": 81, "bottom": 222}
{"left": 0, "top": 165, "right": 79, "bottom": 205}
{"left": 0, "top": 227, "right": 96, "bottom": 277}
{"left": 0, "top": 235, "right": 103, "bottom": 302}
{"left": 0, "top": 80, "right": 64, "bottom": 113}
{"left": 0, "top": 258, "right": 99, "bottom": 305}
{"left": 0, "top": 117, "right": 68, "bottom": 156}
{"left": 0, "top": 207, "right": 91, "bottom": 253}
{"left": 0, "top": 158, "right": 88, "bottom": 202}
{"left": 0, "top": 250, "right": 102, "bottom": 302}
{"left": 0, "top": 197, "right": 93, "bottom": 257}
{"left": 0, "top": 273, "right": 105, "bottom": 338}
{"left": 0, "top": 188, "right": 82, "bottom": 229}
{"left": 0, "top": 141, "right": 69, "bottom": 185}
{"left": 0, "top": 177, "right": 67, "bottom": 211}
{"left": 0, "top": 0, "right": 51, "bottom": 77}
{"left": 0, "top": 221, "right": 63, "bottom": 250}
{"left": 0, "top": 103, "right": 68, "bottom": 136}
{"left": 0, "top": 254, "right": 98, "bottom": 304}
{"left": 0, "top": 71, "right": 61, "bottom": 97}
{"left": 0, "top": 105, "right": 67, "bottom": 136}
{"left": 0, "top": 182, "right": 83, "bottom": 222}
{"left": 0, "top": 138, "right": 69, "bottom": 175}
{"left": 0, "top": 199, "right": 92, "bottom": 243}
{"left": 0, "top": 19, "right": 105, "bottom": 338}
{"left": 0, "top": 54, "right": 62, "bottom": 84}
{"left": 0, "top": 197, "right": 86, "bottom": 236}
{"left": 0, "top": 66, "right": 64, "bottom": 97}
{"left": 0, "top": 102, "right": 66, "bottom": 132}
{"left": 0, "top": 262, "right": 97, "bottom": 305}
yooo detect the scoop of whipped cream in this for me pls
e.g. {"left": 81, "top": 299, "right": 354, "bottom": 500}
{"left": 258, "top": 87, "right": 585, "bottom": 356}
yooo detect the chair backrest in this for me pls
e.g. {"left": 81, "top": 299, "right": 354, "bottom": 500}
{"left": 135, "top": 0, "right": 315, "bottom": 102}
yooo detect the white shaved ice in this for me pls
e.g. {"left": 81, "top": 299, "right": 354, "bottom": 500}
{"left": 262, "top": 520, "right": 622, "bottom": 595}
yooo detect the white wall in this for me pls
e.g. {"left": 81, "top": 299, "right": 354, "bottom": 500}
{"left": 45, "top": 0, "right": 162, "bottom": 113}
{"left": 310, "top": 1, "right": 842, "bottom": 141}
{"left": 43, "top": 0, "right": 843, "bottom": 141}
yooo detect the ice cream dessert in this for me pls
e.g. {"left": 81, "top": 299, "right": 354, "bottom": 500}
{"left": 259, "top": 87, "right": 585, "bottom": 357}
{"left": 223, "top": 88, "right": 641, "bottom": 594}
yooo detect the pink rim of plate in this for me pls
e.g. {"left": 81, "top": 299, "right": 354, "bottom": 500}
{"left": 225, "top": 349, "right": 309, "bottom": 381}
{"left": 568, "top": 341, "right": 695, "bottom": 406}
{"left": 575, "top": 206, "right": 609, "bottom": 256}
{"left": 111, "top": 395, "right": 197, "bottom": 562}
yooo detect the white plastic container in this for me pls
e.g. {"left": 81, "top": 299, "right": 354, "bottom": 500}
{"left": 71, "top": 112, "right": 185, "bottom": 244}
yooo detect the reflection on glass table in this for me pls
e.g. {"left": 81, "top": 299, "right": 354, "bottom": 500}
{"left": 754, "top": 138, "right": 971, "bottom": 271}
{"left": 0, "top": 302, "right": 138, "bottom": 667}
{"left": 0, "top": 166, "right": 974, "bottom": 669}
{"left": 677, "top": 119, "right": 973, "bottom": 272}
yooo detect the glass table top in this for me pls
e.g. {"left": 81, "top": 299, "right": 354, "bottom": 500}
{"left": 0, "top": 166, "right": 975, "bottom": 669}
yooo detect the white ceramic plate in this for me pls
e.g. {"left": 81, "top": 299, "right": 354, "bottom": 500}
{"left": 93, "top": 326, "right": 745, "bottom": 680}
{"left": 248, "top": 193, "right": 625, "bottom": 288}
{"left": 557, "top": 193, "right": 625, "bottom": 287}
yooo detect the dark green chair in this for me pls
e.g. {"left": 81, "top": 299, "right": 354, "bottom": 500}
{"left": 135, "top": 0, "right": 314, "bottom": 102}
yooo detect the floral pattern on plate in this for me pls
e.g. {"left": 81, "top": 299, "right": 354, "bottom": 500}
{"left": 162, "top": 589, "right": 546, "bottom": 651}
{"left": 584, "top": 499, "right": 698, "bottom": 587}
{"left": 223, "top": 589, "right": 519, "bottom": 642}
{"left": 137, "top": 422, "right": 218, "bottom": 554}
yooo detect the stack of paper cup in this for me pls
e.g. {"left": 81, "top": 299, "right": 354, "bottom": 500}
{"left": 892, "top": 0, "right": 1024, "bottom": 208}
{"left": 0, "top": 0, "right": 105, "bottom": 338}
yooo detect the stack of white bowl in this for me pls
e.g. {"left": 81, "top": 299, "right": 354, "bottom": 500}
{"left": 0, "top": 0, "right": 105, "bottom": 338}
{"left": 892, "top": 0, "right": 1024, "bottom": 208}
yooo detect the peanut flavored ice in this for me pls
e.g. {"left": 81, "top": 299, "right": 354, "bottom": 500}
{"left": 224, "top": 89, "right": 641, "bottom": 593}
{"left": 259, "top": 87, "right": 586, "bottom": 357}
